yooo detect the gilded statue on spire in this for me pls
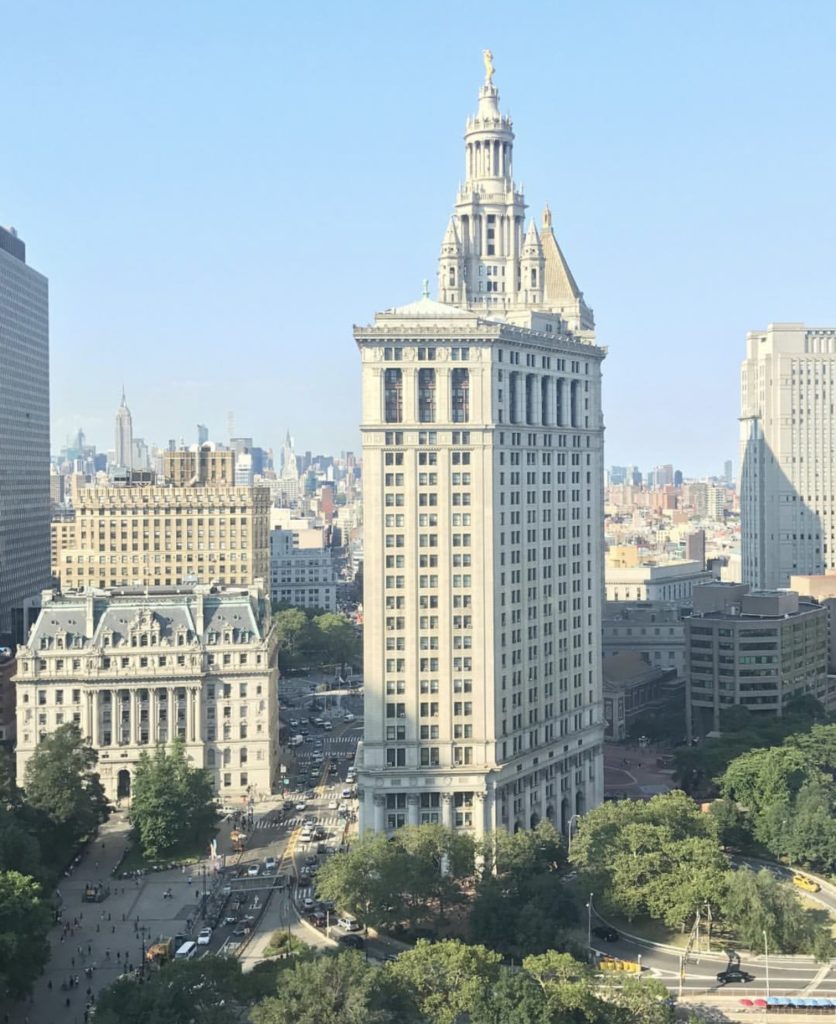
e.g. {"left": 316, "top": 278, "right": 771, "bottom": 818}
{"left": 482, "top": 49, "right": 495, "bottom": 86}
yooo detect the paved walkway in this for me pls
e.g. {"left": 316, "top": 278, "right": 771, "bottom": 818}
{"left": 9, "top": 811, "right": 210, "bottom": 1024}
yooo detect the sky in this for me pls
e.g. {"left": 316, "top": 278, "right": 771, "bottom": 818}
{"left": 3, "top": 0, "right": 836, "bottom": 478}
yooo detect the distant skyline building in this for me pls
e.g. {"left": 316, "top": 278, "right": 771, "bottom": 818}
{"left": 356, "top": 57, "right": 605, "bottom": 837}
{"left": 741, "top": 323, "right": 836, "bottom": 589}
{"left": 113, "top": 389, "right": 134, "bottom": 470}
{"left": 0, "top": 225, "right": 51, "bottom": 643}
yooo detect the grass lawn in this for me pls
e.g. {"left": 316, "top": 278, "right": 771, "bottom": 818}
{"left": 117, "top": 834, "right": 213, "bottom": 874}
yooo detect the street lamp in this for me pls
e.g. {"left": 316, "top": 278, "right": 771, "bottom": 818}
{"left": 586, "top": 892, "right": 594, "bottom": 948}
{"left": 763, "top": 929, "right": 770, "bottom": 999}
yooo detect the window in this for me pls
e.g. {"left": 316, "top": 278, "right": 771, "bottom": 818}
{"left": 451, "top": 368, "right": 470, "bottom": 422}
{"left": 418, "top": 368, "right": 436, "bottom": 422}
{"left": 384, "top": 368, "right": 403, "bottom": 423}
{"left": 420, "top": 748, "right": 440, "bottom": 767}
{"left": 386, "top": 748, "right": 406, "bottom": 767}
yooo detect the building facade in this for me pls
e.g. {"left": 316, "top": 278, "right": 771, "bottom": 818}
{"left": 605, "top": 560, "right": 713, "bottom": 603}
{"left": 741, "top": 323, "right": 836, "bottom": 590}
{"left": 602, "top": 600, "right": 687, "bottom": 677}
{"left": 269, "top": 527, "right": 337, "bottom": 611}
{"left": 162, "top": 445, "right": 235, "bottom": 486}
{"left": 0, "top": 226, "right": 51, "bottom": 645}
{"left": 51, "top": 483, "right": 270, "bottom": 590}
{"left": 686, "top": 582, "right": 827, "bottom": 736}
{"left": 356, "top": 59, "right": 605, "bottom": 837}
{"left": 14, "top": 585, "right": 278, "bottom": 801}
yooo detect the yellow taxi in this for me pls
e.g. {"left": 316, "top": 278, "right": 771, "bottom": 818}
{"left": 792, "top": 873, "right": 821, "bottom": 893}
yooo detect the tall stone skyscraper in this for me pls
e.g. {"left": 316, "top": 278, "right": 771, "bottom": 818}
{"left": 741, "top": 323, "right": 836, "bottom": 589}
{"left": 0, "top": 225, "right": 51, "bottom": 643}
{"left": 355, "top": 56, "right": 605, "bottom": 837}
{"left": 114, "top": 388, "right": 134, "bottom": 470}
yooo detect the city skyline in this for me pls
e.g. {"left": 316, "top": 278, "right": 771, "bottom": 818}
{"left": 5, "top": 2, "right": 836, "bottom": 475}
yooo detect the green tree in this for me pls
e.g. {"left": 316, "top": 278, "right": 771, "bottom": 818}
{"left": 0, "top": 870, "right": 52, "bottom": 1000}
{"left": 783, "top": 782, "right": 836, "bottom": 870}
{"left": 569, "top": 792, "right": 726, "bottom": 926}
{"left": 252, "top": 950, "right": 410, "bottom": 1024}
{"left": 274, "top": 607, "right": 314, "bottom": 671}
{"left": 130, "top": 740, "right": 216, "bottom": 861}
{"left": 598, "top": 974, "right": 675, "bottom": 1024}
{"left": 313, "top": 612, "right": 359, "bottom": 673}
{"left": 723, "top": 867, "right": 833, "bottom": 957}
{"left": 94, "top": 956, "right": 244, "bottom": 1023}
{"left": 23, "top": 722, "right": 108, "bottom": 855}
{"left": 388, "top": 939, "right": 502, "bottom": 1024}
{"left": 315, "top": 825, "right": 474, "bottom": 931}
{"left": 468, "top": 970, "right": 564, "bottom": 1024}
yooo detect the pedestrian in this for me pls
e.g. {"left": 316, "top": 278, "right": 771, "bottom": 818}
{"left": 71, "top": 957, "right": 75, "bottom": 967}
{"left": 122, "top": 912, "right": 126, "bottom": 922}
{"left": 66, "top": 997, "right": 71, "bottom": 1008}
{"left": 111, "top": 925, "right": 115, "bottom": 933}
{"left": 107, "top": 912, "right": 111, "bottom": 922}
{"left": 87, "top": 944, "right": 92, "bottom": 955}
{"left": 96, "top": 924, "right": 100, "bottom": 933}
{"left": 48, "top": 979, "right": 52, "bottom": 990}
{"left": 116, "top": 951, "right": 121, "bottom": 960}
{"left": 105, "top": 949, "right": 110, "bottom": 960}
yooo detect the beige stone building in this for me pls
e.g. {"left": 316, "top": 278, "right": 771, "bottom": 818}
{"left": 356, "top": 60, "right": 605, "bottom": 837}
{"left": 14, "top": 584, "right": 278, "bottom": 801}
{"left": 162, "top": 446, "right": 235, "bottom": 486}
{"left": 51, "top": 483, "right": 270, "bottom": 590}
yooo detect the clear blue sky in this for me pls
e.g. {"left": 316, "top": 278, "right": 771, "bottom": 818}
{"left": 4, "top": 0, "right": 836, "bottom": 476}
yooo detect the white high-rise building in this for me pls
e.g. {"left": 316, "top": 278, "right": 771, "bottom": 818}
{"left": 355, "top": 55, "right": 605, "bottom": 837}
{"left": 114, "top": 389, "right": 134, "bottom": 470}
{"left": 741, "top": 323, "right": 836, "bottom": 590}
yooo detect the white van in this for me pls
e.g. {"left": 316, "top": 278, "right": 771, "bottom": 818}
{"left": 175, "top": 940, "right": 198, "bottom": 960}
{"left": 337, "top": 913, "right": 360, "bottom": 932}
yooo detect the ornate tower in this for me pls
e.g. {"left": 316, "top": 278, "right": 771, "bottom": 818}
{"left": 437, "top": 53, "right": 594, "bottom": 332}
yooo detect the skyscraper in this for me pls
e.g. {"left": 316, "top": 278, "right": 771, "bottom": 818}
{"left": 114, "top": 389, "right": 134, "bottom": 470}
{"left": 741, "top": 323, "right": 836, "bottom": 589}
{"left": 355, "top": 56, "right": 605, "bottom": 837}
{"left": 0, "top": 225, "right": 51, "bottom": 643}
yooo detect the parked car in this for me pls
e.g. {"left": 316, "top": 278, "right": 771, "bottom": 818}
{"left": 303, "top": 897, "right": 317, "bottom": 910}
{"left": 264, "top": 856, "right": 277, "bottom": 872}
{"left": 592, "top": 925, "right": 619, "bottom": 942}
{"left": 337, "top": 913, "right": 360, "bottom": 932}
{"left": 197, "top": 927, "right": 213, "bottom": 946}
{"left": 247, "top": 863, "right": 260, "bottom": 877}
{"left": 339, "top": 933, "right": 365, "bottom": 949}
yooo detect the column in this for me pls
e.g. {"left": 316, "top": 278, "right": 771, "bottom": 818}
{"left": 441, "top": 792, "right": 454, "bottom": 829}
{"left": 473, "top": 791, "right": 486, "bottom": 841}
{"left": 188, "top": 687, "right": 196, "bottom": 743}
{"left": 131, "top": 689, "right": 139, "bottom": 745}
{"left": 407, "top": 794, "right": 420, "bottom": 827}
{"left": 147, "top": 689, "right": 157, "bottom": 746}
{"left": 373, "top": 793, "right": 385, "bottom": 833}
{"left": 92, "top": 691, "right": 101, "bottom": 747}
{"left": 194, "top": 685, "right": 203, "bottom": 743}
{"left": 168, "top": 686, "right": 177, "bottom": 742}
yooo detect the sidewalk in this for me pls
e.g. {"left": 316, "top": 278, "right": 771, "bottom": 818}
{"left": 10, "top": 811, "right": 207, "bottom": 1024}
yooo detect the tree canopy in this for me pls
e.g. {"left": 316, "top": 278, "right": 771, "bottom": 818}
{"left": 22, "top": 722, "right": 108, "bottom": 855}
{"left": 130, "top": 740, "right": 217, "bottom": 861}
{"left": 568, "top": 791, "right": 727, "bottom": 927}
{"left": 273, "top": 608, "right": 359, "bottom": 673}
{"left": 0, "top": 871, "right": 52, "bottom": 1001}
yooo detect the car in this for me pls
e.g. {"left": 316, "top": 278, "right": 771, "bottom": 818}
{"left": 592, "top": 925, "right": 619, "bottom": 942}
{"left": 264, "top": 856, "right": 277, "bottom": 872}
{"left": 223, "top": 915, "right": 237, "bottom": 926}
{"left": 716, "top": 968, "right": 754, "bottom": 985}
{"left": 304, "top": 816, "right": 316, "bottom": 825}
{"left": 310, "top": 910, "right": 328, "bottom": 926}
{"left": 345, "top": 713, "right": 355, "bottom": 722}
{"left": 303, "top": 897, "right": 317, "bottom": 910}
{"left": 295, "top": 802, "right": 307, "bottom": 811}
{"left": 300, "top": 718, "right": 309, "bottom": 725}
{"left": 793, "top": 873, "right": 821, "bottom": 893}
{"left": 338, "top": 933, "right": 365, "bottom": 949}
{"left": 197, "top": 927, "right": 213, "bottom": 946}
{"left": 337, "top": 913, "right": 360, "bottom": 932}
{"left": 328, "top": 800, "right": 339, "bottom": 810}
{"left": 232, "top": 924, "right": 252, "bottom": 937}
{"left": 324, "top": 722, "right": 333, "bottom": 731}
{"left": 247, "top": 863, "right": 260, "bottom": 877}
{"left": 290, "top": 720, "right": 299, "bottom": 727}
{"left": 305, "top": 855, "right": 318, "bottom": 866}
